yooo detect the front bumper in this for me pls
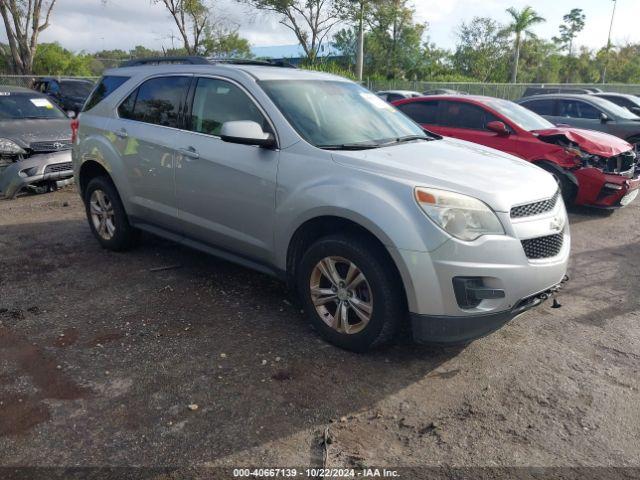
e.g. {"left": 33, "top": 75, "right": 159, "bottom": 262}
{"left": 573, "top": 167, "right": 640, "bottom": 208}
{"left": 389, "top": 201, "right": 570, "bottom": 345}
{"left": 0, "top": 150, "right": 73, "bottom": 199}
{"left": 411, "top": 277, "right": 567, "bottom": 344}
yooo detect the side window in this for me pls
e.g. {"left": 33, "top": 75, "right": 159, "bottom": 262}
{"left": 440, "top": 101, "right": 499, "bottom": 130}
{"left": 522, "top": 99, "right": 555, "bottom": 116}
{"left": 559, "top": 100, "right": 601, "bottom": 120}
{"left": 84, "top": 76, "right": 130, "bottom": 112}
{"left": 118, "top": 76, "right": 190, "bottom": 128}
{"left": 397, "top": 101, "right": 439, "bottom": 124}
{"left": 189, "top": 77, "right": 269, "bottom": 137}
{"left": 386, "top": 93, "right": 404, "bottom": 103}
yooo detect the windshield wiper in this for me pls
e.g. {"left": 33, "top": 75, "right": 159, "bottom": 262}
{"left": 318, "top": 142, "right": 383, "bottom": 150}
{"left": 380, "top": 135, "right": 432, "bottom": 146}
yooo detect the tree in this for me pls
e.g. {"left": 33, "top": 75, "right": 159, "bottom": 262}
{"left": 32, "top": 42, "right": 93, "bottom": 76}
{"left": 202, "top": 25, "right": 253, "bottom": 58}
{"left": 154, "top": 0, "right": 209, "bottom": 54}
{"left": 0, "top": 0, "right": 58, "bottom": 74}
{"left": 239, "top": 0, "right": 341, "bottom": 62}
{"left": 553, "top": 8, "right": 585, "bottom": 57}
{"left": 453, "top": 17, "right": 510, "bottom": 82}
{"left": 365, "top": 0, "right": 426, "bottom": 79}
{"left": 504, "top": 6, "right": 545, "bottom": 83}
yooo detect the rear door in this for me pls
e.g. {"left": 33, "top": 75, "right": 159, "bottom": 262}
{"left": 110, "top": 75, "right": 192, "bottom": 228}
{"left": 434, "top": 101, "right": 521, "bottom": 156}
{"left": 174, "top": 76, "right": 279, "bottom": 263}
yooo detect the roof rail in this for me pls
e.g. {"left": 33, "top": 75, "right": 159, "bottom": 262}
{"left": 120, "top": 56, "right": 210, "bottom": 67}
{"left": 119, "top": 56, "right": 297, "bottom": 69}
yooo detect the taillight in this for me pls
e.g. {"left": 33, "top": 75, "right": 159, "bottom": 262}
{"left": 71, "top": 118, "right": 79, "bottom": 144}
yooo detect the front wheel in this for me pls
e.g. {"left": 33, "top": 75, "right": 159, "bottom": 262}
{"left": 297, "top": 234, "right": 405, "bottom": 352}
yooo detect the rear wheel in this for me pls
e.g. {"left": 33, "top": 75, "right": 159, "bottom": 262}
{"left": 84, "top": 176, "right": 139, "bottom": 251}
{"left": 536, "top": 162, "right": 576, "bottom": 205}
{"left": 297, "top": 234, "right": 405, "bottom": 352}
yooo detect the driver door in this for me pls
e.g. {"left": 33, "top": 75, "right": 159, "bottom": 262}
{"left": 174, "top": 76, "right": 279, "bottom": 263}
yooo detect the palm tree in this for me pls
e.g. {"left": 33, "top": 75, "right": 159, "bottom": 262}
{"left": 505, "top": 6, "right": 545, "bottom": 83}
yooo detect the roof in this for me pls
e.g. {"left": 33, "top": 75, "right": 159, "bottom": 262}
{"left": 35, "top": 77, "right": 94, "bottom": 84}
{"left": 377, "top": 90, "right": 422, "bottom": 95}
{"left": 593, "top": 92, "right": 639, "bottom": 99}
{"left": 0, "top": 85, "right": 37, "bottom": 94}
{"left": 105, "top": 63, "right": 351, "bottom": 82}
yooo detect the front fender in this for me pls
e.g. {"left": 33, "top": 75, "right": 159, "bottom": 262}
{"left": 273, "top": 170, "right": 449, "bottom": 270}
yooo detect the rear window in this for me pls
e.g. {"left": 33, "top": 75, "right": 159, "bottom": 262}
{"left": 83, "top": 76, "right": 130, "bottom": 112}
{"left": 118, "top": 76, "right": 190, "bottom": 128}
{"left": 521, "top": 99, "right": 555, "bottom": 116}
{"left": 397, "top": 101, "right": 438, "bottom": 124}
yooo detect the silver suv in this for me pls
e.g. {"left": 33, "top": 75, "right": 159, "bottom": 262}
{"left": 73, "top": 60, "right": 570, "bottom": 352}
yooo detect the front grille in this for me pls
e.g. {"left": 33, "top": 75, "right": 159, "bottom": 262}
{"left": 511, "top": 190, "right": 559, "bottom": 218}
{"left": 521, "top": 232, "right": 564, "bottom": 260}
{"left": 44, "top": 162, "right": 73, "bottom": 174}
{"left": 30, "top": 140, "right": 72, "bottom": 153}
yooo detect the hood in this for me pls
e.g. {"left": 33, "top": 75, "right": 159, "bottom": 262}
{"left": 0, "top": 118, "right": 72, "bottom": 149}
{"left": 332, "top": 138, "right": 558, "bottom": 213}
{"left": 532, "top": 127, "right": 632, "bottom": 157}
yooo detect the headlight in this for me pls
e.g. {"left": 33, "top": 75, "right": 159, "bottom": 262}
{"left": 415, "top": 187, "right": 505, "bottom": 241}
{"left": 0, "top": 138, "right": 26, "bottom": 155}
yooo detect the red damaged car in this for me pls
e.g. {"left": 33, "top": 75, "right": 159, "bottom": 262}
{"left": 393, "top": 95, "right": 640, "bottom": 208}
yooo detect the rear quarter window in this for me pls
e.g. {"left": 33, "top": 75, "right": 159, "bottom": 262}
{"left": 83, "top": 76, "right": 130, "bottom": 112}
{"left": 397, "top": 101, "right": 439, "bottom": 124}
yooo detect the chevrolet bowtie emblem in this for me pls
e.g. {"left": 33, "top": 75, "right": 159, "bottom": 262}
{"left": 53, "top": 142, "right": 65, "bottom": 150}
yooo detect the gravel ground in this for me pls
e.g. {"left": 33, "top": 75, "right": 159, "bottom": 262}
{"left": 0, "top": 187, "right": 639, "bottom": 477}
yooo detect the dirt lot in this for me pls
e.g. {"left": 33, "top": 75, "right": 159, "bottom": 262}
{"left": 1, "top": 187, "right": 639, "bottom": 476}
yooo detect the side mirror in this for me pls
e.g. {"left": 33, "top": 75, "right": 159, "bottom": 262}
{"left": 67, "top": 110, "right": 76, "bottom": 119}
{"left": 220, "top": 121, "right": 276, "bottom": 148}
{"left": 600, "top": 112, "right": 610, "bottom": 123}
{"left": 487, "top": 121, "right": 510, "bottom": 136}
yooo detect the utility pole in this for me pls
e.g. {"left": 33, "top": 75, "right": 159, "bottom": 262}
{"left": 355, "top": 0, "right": 365, "bottom": 82}
{"left": 602, "top": 0, "right": 617, "bottom": 84}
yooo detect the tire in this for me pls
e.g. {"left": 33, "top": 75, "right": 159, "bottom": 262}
{"left": 84, "top": 176, "right": 139, "bottom": 251}
{"left": 536, "top": 162, "right": 576, "bottom": 205}
{"left": 297, "top": 233, "right": 405, "bottom": 352}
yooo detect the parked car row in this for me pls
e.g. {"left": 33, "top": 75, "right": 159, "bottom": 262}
{"left": 393, "top": 95, "right": 639, "bottom": 209}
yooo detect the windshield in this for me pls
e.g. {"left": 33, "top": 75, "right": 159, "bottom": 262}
{"left": 484, "top": 98, "right": 554, "bottom": 131}
{"left": 0, "top": 93, "right": 66, "bottom": 120}
{"left": 60, "top": 81, "right": 93, "bottom": 98}
{"left": 591, "top": 96, "right": 640, "bottom": 120}
{"left": 260, "top": 80, "right": 426, "bottom": 148}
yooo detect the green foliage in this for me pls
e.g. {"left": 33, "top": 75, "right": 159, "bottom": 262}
{"left": 553, "top": 8, "right": 586, "bottom": 56}
{"left": 452, "top": 17, "right": 510, "bottom": 82}
{"left": 301, "top": 61, "right": 357, "bottom": 80}
{"left": 32, "top": 43, "right": 94, "bottom": 76}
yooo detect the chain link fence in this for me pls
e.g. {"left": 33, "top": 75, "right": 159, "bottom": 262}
{"left": 364, "top": 80, "right": 640, "bottom": 100}
{"left": 0, "top": 75, "right": 99, "bottom": 89}
{"left": 2, "top": 74, "right": 640, "bottom": 100}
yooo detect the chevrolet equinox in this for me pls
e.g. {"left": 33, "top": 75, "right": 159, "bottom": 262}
{"left": 73, "top": 59, "right": 570, "bottom": 352}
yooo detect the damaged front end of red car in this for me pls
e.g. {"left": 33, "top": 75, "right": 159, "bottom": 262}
{"left": 534, "top": 128, "right": 640, "bottom": 209}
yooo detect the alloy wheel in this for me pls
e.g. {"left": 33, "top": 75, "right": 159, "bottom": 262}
{"left": 89, "top": 189, "right": 116, "bottom": 240}
{"left": 309, "top": 256, "right": 373, "bottom": 334}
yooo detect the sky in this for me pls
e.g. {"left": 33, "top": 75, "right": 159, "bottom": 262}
{"left": 0, "top": 0, "right": 636, "bottom": 55}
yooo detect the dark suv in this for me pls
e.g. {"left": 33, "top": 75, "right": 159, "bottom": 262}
{"left": 32, "top": 77, "right": 95, "bottom": 114}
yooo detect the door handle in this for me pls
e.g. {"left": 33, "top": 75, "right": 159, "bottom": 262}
{"left": 113, "top": 128, "right": 128, "bottom": 139}
{"left": 178, "top": 147, "right": 200, "bottom": 160}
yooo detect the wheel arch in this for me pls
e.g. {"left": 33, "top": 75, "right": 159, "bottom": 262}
{"left": 78, "top": 160, "right": 111, "bottom": 198}
{"left": 284, "top": 215, "right": 410, "bottom": 311}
